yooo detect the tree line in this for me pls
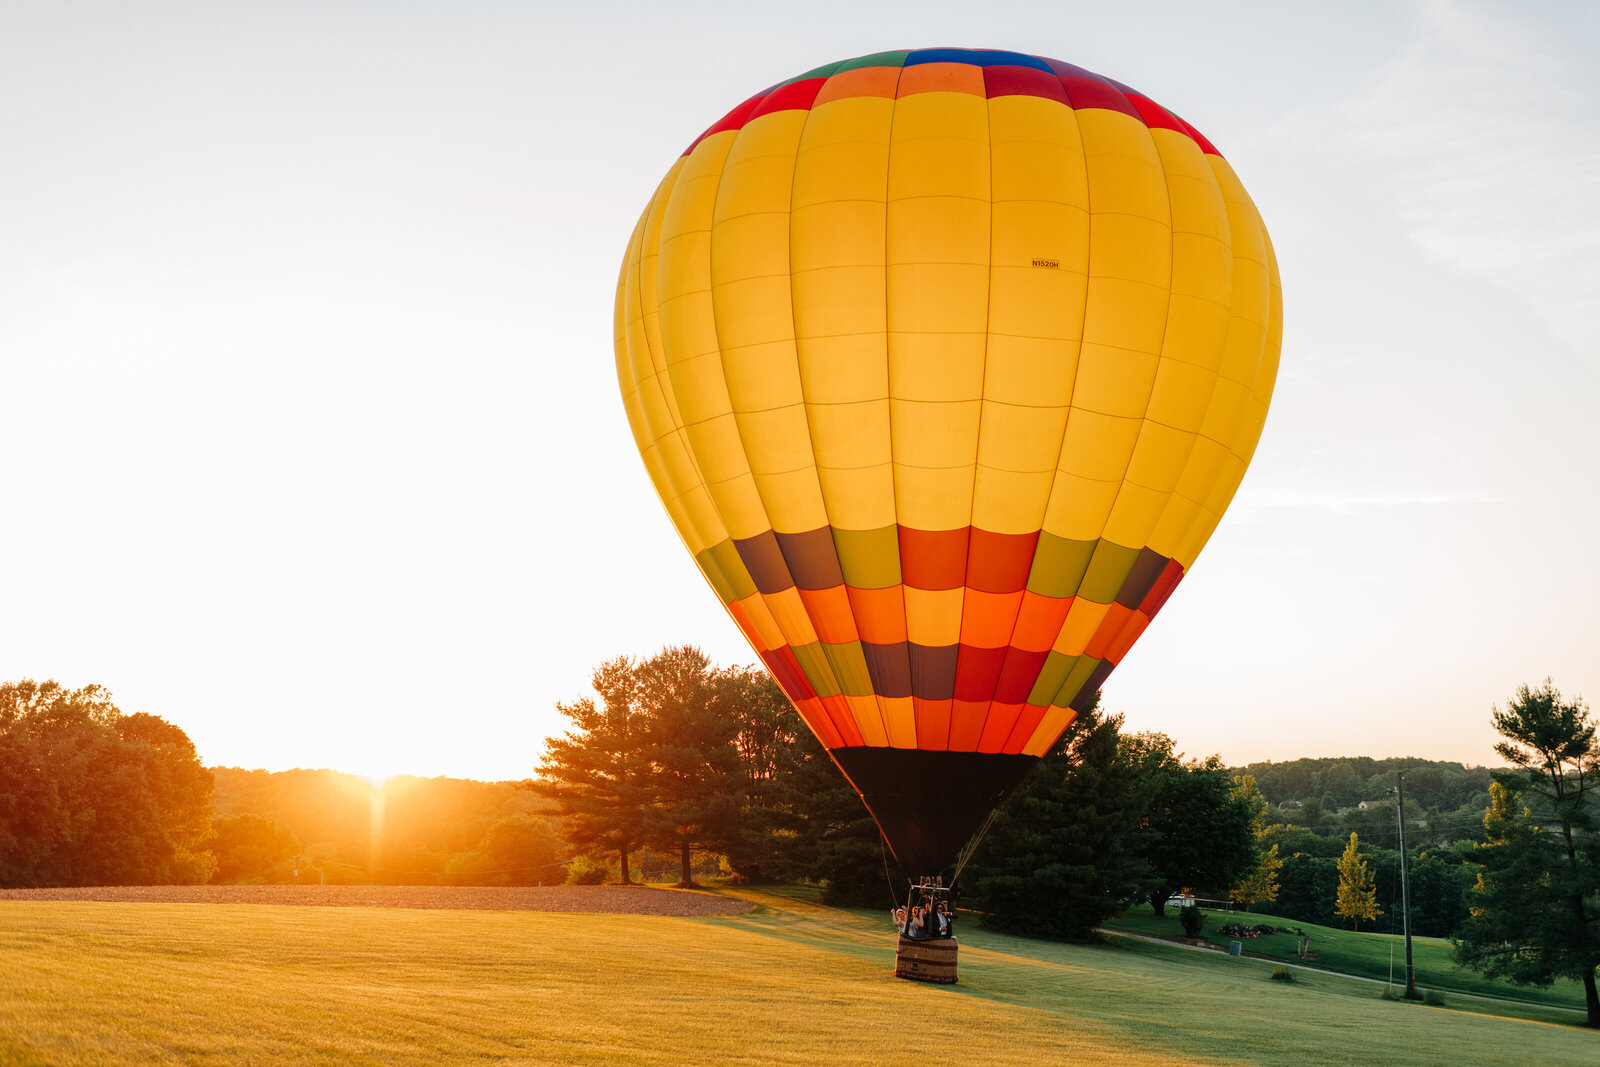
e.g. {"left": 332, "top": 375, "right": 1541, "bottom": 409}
{"left": 5, "top": 667, "right": 1594, "bottom": 1025}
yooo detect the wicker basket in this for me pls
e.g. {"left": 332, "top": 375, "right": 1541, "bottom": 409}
{"left": 894, "top": 935, "right": 958, "bottom": 983}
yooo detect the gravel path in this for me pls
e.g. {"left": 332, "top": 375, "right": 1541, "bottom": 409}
{"left": 0, "top": 884, "right": 752, "bottom": 916}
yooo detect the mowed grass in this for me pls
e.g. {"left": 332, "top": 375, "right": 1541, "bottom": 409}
{"left": 1103, "top": 907, "right": 1591, "bottom": 1010}
{"left": 0, "top": 889, "right": 1595, "bottom": 1066}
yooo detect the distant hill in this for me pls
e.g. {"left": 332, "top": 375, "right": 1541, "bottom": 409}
{"left": 208, "top": 767, "right": 556, "bottom": 884}
{"left": 1227, "top": 756, "right": 1494, "bottom": 811}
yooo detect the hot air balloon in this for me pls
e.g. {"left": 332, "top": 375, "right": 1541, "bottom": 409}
{"left": 614, "top": 48, "right": 1281, "bottom": 882}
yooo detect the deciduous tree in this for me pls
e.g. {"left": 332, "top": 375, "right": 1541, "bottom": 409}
{"left": 1130, "top": 737, "right": 1257, "bottom": 916}
{"left": 0, "top": 679, "right": 215, "bottom": 886}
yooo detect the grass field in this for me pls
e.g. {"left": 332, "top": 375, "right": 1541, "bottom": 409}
{"left": 2, "top": 888, "right": 1596, "bottom": 1065}
{"left": 1102, "top": 906, "right": 1591, "bottom": 1010}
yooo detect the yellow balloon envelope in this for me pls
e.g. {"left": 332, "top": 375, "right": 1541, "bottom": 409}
{"left": 614, "top": 49, "right": 1282, "bottom": 875}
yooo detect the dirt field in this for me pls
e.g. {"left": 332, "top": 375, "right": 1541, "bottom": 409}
{"left": 0, "top": 883, "right": 752, "bottom": 916}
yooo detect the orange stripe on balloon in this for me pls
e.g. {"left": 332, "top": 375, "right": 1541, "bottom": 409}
{"left": 879, "top": 694, "right": 917, "bottom": 748}
{"left": 794, "top": 696, "right": 844, "bottom": 749}
{"left": 797, "top": 585, "right": 860, "bottom": 644}
{"left": 724, "top": 600, "right": 768, "bottom": 654}
{"left": 976, "top": 701, "right": 1025, "bottom": 753}
{"left": 819, "top": 693, "right": 865, "bottom": 747}
{"left": 813, "top": 65, "right": 901, "bottom": 106}
{"left": 1001, "top": 703, "right": 1050, "bottom": 755}
{"left": 845, "top": 693, "right": 889, "bottom": 747}
{"left": 732, "top": 592, "right": 785, "bottom": 651}
{"left": 763, "top": 586, "right": 821, "bottom": 647}
{"left": 1021, "top": 706, "right": 1080, "bottom": 757}
{"left": 947, "top": 699, "right": 990, "bottom": 752}
{"left": 896, "top": 61, "right": 985, "bottom": 98}
{"left": 1011, "top": 591, "right": 1073, "bottom": 653}
{"left": 913, "top": 697, "right": 953, "bottom": 750}
{"left": 958, "top": 589, "right": 1024, "bottom": 649}
{"left": 1084, "top": 602, "right": 1135, "bottom": 660}
{"left": 846, "top": 584, "right": 909, "bottom": 645}
{"left": 1105, "top": 610, "right": 1151, "bottom": 664}
{"left": 1053, "top": 598, "right": 1112, "bottom": 656}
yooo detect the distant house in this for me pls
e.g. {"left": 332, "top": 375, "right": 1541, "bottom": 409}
{"left": 1357, "top": 800, "right": 1375, "bottom": 810}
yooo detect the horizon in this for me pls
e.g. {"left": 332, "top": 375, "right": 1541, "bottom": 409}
{"left": 5, "top": 1, "right": 1596, "bottom": 780}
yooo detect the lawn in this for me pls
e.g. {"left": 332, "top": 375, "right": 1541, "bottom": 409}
{"left": 1, "top": 888, "right": 1595, "bottom": 1065}
{"left": 1101, "top": 905, "right": 1591, "bottom": 1011}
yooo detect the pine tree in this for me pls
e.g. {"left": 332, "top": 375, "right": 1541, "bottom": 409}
{"left": 966, "top": 699, "right": 1160, "bottom": 940}
{"left": 1453, "top": 681, "right": 1600, "bottom": 1026}
{"left": 532, "top": 657, "right": 651, "bottom": 884}
{"left": 633, "top": 647, "right": 745, "bottom": 886}
{"left": 1335, "top": 831, "right": 1381, "bottom": 930}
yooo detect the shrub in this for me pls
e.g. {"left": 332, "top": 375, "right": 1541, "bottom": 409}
{"left": 564, "top": 855, "right": 608, "bottom": 885}
{"left": 1179, "top": 906, "right": 1206, "bottom": 937}
{"left": 1380, "top": 986, "right": 1402, "bottom": 1001}
{"left": 1423, "top": 990, "right": 1446, "bottom": 1007}
{"left": 1270, "top": 967, "right": 1294, "bottom": 983}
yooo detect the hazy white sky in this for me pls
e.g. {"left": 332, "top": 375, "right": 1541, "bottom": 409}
{"left": 3, "top": 0, "right": 1596, "bottom": 780}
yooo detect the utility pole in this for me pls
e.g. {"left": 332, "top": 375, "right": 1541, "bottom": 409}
{"left": 1388, "top": 775, "right": 1420, "bottom": 999}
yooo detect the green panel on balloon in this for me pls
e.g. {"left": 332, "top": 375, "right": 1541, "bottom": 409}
{"left": 822, "top": 641, "right": 876, "bottom": 697}
{"left": 790, "top": 642, "right": 842, "bottom": 698}
{"left": 832, "top": 50, "right": 911, "bottom": 73}
{"left": 696, "top": 539, "right": 757, "bottom": 604}
{"left": 832, "top": 526, "right": 902, "bottom": 589}
{"left": 1077, "top": 541, "right": 1142, "bottom": 604}
{"left": 1055, "top": 655, "right": 1105, "bottom": 708}
{"left": 1026, "top": 533, "right": 1097, "bottom": 599}
{"left": 1027, "top": 651, "right": 1081, "bottom": 707}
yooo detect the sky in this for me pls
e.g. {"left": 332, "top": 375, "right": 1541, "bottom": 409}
{"left": 3, "top": 0, "right": 1596, "bottom": 781}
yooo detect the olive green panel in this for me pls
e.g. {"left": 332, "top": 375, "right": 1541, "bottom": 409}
{"left": 1025, "top": 532, "right": 1097, "bottom": 599}
{"left": 832, "top": 525, "right": 902, "bottom": 589}
{"left": 1077, "top": 540, "right": 1141, "bottom": 604}
{"left": 1026, "top": 651, "right": 1080, "bottom": 707}
{"left": 694, "top": 539, "right": 757, "bottom": 604}
{"left": 1054, "top": 655, "right": 1104, "bottom": 709}
{"left": 791, "top": 642, "right": 842, "bottom": 698}
{"left": 822, "top": 641, "right": 875, "bottom": 697}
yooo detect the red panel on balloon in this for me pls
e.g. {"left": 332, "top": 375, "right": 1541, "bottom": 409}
{"left": 899, "top": 526, "right": 970, "bottom": 590}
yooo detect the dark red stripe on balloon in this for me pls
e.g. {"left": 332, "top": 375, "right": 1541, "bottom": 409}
{"left": 860, "top": 641, "right": 913, "bottom": 699}
{"left": 1041, "top": 58, "right": 1143, "bottom": 119}
{"left": 965, "top": 529, "right": 1038, "bottom": 594}
{"left": 908, "top": 643, "right": 960, "bottom": 701}
{"left": 953, "top": 645, "right": 1008, "bottom": 702}
{"left": 982, "top": 65, "right": 1069, "bottom": 103}
{"left": 992, "top": 647, "right": 1050, "bottom": 705}
{"left": 1125, "top": 92, "right": 1189, "bottom": 136}
{"left": 1139, "top": 558, "right": 1185, "bottom": 616}
{"left": 1069, "top": 661, "right": 1116, "bottom": 711}
{"left": 762, "top": 647, "right": 817, "bottom": 702}
{"left": 1115, "top": 546, "right": 1170, "bottom": 608}
{"left": 748, "top": 77, "right": 826, "bottom": 121}
{"left": 733, "top": 530, "right": 796, "bottom": 596}
{"left": 682, "top": 93, "right": 765, "bottom": 157}
{"left": 899, "top": 526, "right": 969, "bottom": 590}
{"left": 774, "top": 527, "right": 845, "bottom": 590}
